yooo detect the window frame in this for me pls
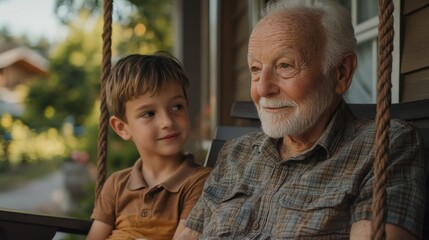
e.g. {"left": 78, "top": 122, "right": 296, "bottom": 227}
{"left": 347, "top": 0, "right": 401, "bottom": 103}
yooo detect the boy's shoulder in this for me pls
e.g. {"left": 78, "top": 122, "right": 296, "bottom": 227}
{"left": 175, "top": 156, "right": 211, "bottom": 189}
{"left": 110, "top": 166, "right": 134, "bottom": 178}
{"left": 105, "top": 165, "right": 135, "bottom": 187}
{"left": 192, "top": 165, "right": 212, "bottom": 178}
{"left": 185, "top": 154, "right": 212, "bottom": 177}
{"left": 179, "top": 165, "right": 211, "bottom": 191}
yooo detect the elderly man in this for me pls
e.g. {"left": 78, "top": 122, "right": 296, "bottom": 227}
{"left": 177, "top": 0, "right": 426, "bottom": 239}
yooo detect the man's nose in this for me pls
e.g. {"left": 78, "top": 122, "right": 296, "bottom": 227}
{"left": 258, "top": 66, "right": 279, "bottom": 97}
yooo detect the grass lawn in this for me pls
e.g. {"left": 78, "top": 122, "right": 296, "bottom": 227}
{"left": 0, "top": 160, "right": 62, "bottom": 191}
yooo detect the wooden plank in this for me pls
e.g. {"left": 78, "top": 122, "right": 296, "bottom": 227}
{"left": 403, "top": 0, "right": 429, "bottom": 15}
{"left": 402, "top": 67, "right": 429, "bottom": 102}
{"left": 0, "top": 221, "right": 56, "bottom": 240}
{"left": 219, "top": 0, "right": 251, "bottom": 126}
{"left": 0, "top": 208, "right": 92, "bottom": 237}
{"left": 401, "top": 6, "right": 429, "bottom": 73}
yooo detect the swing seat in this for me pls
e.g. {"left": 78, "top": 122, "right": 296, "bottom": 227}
{"left": 0, "top": 99, "right": 428, "bottom": 239}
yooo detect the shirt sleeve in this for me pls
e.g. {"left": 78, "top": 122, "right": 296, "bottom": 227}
{"left": 90, "top": 174, "right": 117, "bottom": 227}
{"left": 186, "top": 152, "right": 238, "bottom": 233}
{"left": 184, "top": 138, "right": 238, "bottom": 233}
{"left": 351, "top": 120, "right": 426, "bottom": 238}
{"left": 180, "top": 167, "right": 212, "bottom": 220}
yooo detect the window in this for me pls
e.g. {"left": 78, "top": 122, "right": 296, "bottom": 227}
{"left": 340, "top": 0, "right": 400, "bottom": 103}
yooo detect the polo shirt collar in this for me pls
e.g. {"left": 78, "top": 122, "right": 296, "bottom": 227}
{"left": 127, "top": 153, "right": 198, "bottom": 192}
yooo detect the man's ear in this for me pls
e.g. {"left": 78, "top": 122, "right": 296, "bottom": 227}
{"left": 109, "top": 116, "right": 131, "bottom": 140}
{"left": 334, "top": 52, "right": 357, "bottom": 95}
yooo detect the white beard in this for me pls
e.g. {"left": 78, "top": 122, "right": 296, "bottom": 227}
{"left": 257, "top": 80, "right": 334, "bottom": 138}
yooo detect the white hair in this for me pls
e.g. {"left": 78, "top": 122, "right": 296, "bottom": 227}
{"left": 262, "top": 0, "right": 356, "bottom": 74}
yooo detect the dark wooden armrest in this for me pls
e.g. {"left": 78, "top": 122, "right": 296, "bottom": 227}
{"left": 0, "top": 208, "right": 92, "bottom": 239}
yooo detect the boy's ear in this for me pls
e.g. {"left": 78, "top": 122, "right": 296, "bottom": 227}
{"left": 109, "top": 116, "right": 131, "bottom": 140}
{"left": 334, "top": 52, "right": 357, "bottom": 95}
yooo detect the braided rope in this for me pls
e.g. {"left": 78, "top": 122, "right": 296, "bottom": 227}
{"left": 371, "top": 1, "right": 394, "bottom": 239}
{"left": 95, "top": 0, "right": 113, "bottom": 202}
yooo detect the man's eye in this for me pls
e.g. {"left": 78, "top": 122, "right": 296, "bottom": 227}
{"left": 250, "top": 66, "right": 260, "bottom": 73}
{"left": 172, "top": 104, "right": 184, "bottom": 111}
{"left": 277, "top": 63, "right": 298, "bottom": 78}
{"left": 279, "top": 63, "right": 291, "bottom": 69}
{"left": 142, "top": 111, "right": 155, "bottom": 118}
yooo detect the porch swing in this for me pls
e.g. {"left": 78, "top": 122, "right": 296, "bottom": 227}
{"left": 0, "top": 0, "right": 428, "bottom": 239}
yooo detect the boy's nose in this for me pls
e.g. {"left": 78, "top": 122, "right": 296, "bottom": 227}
{"left": 160, "top": 112, "right": 175, "bottom": 128}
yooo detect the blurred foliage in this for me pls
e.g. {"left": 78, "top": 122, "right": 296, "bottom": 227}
{"left": 0, "top": 114, "right": 74, "bottom": 169}
{"left": 1, "top": 0, "right": 173, "bottom": 222}
{"left": 20, "top": 0, "right": 173, "bottom": 130}
{"left": 22, "top": 12, "right": 101, "bottom": 130}
{"left": 54, "top": 0, "right": 173, "bottom": 54}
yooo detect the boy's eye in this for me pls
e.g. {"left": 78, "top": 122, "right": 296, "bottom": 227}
{"left": 142, "top": 111, "right": 155, "bottom": 118}
{"left": 172, "top": 104, "right": 184, "bottom": 111}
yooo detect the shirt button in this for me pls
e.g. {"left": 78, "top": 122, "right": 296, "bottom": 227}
{"left": 305, "top": 196, "right": 313, "bottom": 203}
{"left": 252, "top": 222, "right": 259, "bottom": 230}
{"left": 140, "top": 209, "right": 149, "bottom": 217}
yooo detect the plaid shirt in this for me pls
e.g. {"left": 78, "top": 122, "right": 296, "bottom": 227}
{"left": 185, "top": 101, "right": 426, "bottom": 239}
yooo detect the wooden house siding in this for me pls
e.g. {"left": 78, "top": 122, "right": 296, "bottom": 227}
{"left": 400, "top": 1, "right": 429, "bottom": 101}
{"left": 219, "top": 0, "right": 250, "bottom": 125}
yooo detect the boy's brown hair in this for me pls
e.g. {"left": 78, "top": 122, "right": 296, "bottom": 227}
{"left": 106, "top": 52, "right": 190, "bottom": 121}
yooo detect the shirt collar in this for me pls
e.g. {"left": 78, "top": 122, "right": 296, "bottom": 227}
{"left": 127, "top": 153, "right": 199, "bottom": 192}
{"left": 317, "top": 100, "right": 355, "bottom": 158}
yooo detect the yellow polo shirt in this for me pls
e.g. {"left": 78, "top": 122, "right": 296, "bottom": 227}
{"left": 91, "top": 154, "right": 211, "bottom": 240}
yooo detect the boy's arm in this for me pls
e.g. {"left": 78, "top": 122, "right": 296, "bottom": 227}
{"left": 172, "top": 219, "right": 186, "bottom": 239}
{"left": 174, "top": 226, "right": 201, "bottom": 240}
{"left": 87, "top": 220, "right": 113, "bottom": 240}
{"left": 174, "top": 168, "right": 211, "bottom": 239}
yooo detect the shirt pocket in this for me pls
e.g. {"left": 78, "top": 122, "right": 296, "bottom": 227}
{"left": 272, "top": 190, "right": 352, "bottom": 238}
{"left": 203, "top": 182, "right": 255, "bottom": 237}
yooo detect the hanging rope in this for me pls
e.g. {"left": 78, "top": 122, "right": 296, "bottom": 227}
{"left": 95, "top": 0, "right": 113, "bottom": 202}
{"left": 371, "top": 0, "right": 394, "bottom": 239}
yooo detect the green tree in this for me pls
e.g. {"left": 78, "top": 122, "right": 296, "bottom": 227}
{"left": 54, "top": 0, "right": 173, "bottom": 54}
{"left": 22, "top": 13, "right": 101, "bottom": 130}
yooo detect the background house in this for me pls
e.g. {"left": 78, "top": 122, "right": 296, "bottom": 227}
{"left": 0, "top": 45, "right": 48, "bottom": 116}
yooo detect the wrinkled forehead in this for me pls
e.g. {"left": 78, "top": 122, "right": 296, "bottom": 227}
{"left": 249, "top": 10, "right": 323, "bottom": 45}
{"left": 249, "top": 10, "right": 325, "bottom": 55}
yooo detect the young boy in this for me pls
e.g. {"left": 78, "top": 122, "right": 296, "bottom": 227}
{"left": 87, "top": 52, "right": 211, "bottom": 240}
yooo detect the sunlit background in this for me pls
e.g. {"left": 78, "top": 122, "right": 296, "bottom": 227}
{"left": 0, "top": 2, "right": 177, "bottom": 240}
